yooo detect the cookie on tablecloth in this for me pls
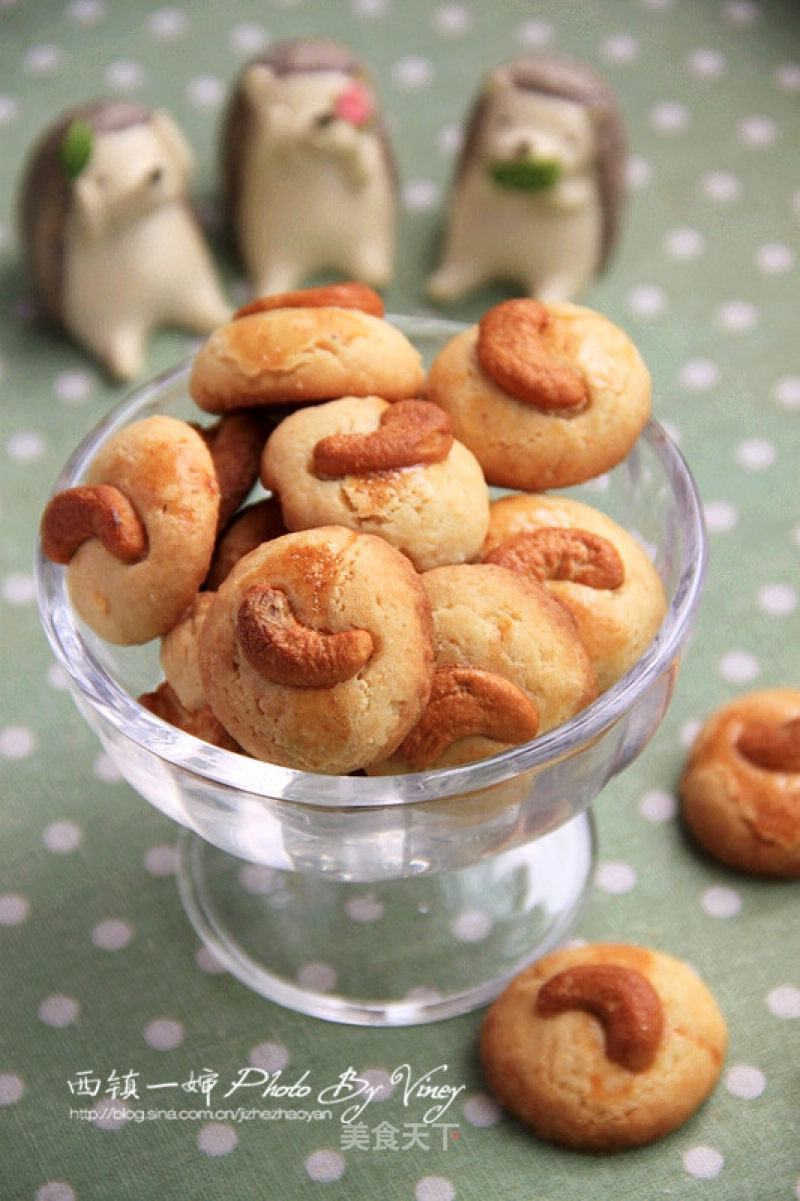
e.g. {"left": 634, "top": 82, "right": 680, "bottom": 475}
{"left": 680, "top": 688, "right": 800, "bottom": 878}
{"left": 480, "top": 942, "right": 727, "bottom": 1152}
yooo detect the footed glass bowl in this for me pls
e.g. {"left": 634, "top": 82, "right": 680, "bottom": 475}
{"left": 35, "top": 315, "right": 707, "bottom": 1026}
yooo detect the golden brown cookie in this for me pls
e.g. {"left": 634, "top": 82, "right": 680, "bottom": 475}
{"left": 424, "top": 300, "right": 651, "bottom": 490}
{"left": 680, "top": 688, "right": 800, "bottom": 878}
{"left": 197, "top": 526, "right": 435, "bottom": 773}
{"left": 370, "top": 562, "right": 597, "bottom": 771}
{"left": 189, "top": 304, "right": 424, "bottom": 413}
{"left": 481, "top": 942, "right": 728, "bottom": 1152}
{"left": 481, "top": 493, "right": 667, "bottom": 691}
{"left": 159, "top": 591, "right": 216, "bottom": 713}
{"left": 261, "top": 395, "right": 490, "bottom": 571}
{"left": 40, "top": 415, "right": 219, "bottom": 644}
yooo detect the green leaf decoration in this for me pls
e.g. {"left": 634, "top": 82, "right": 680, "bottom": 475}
{"left": 489, "top": 158, "right": 562, "bottom": 193}
{"left": 59, "top": 119, "right": 93, "bottom": 180}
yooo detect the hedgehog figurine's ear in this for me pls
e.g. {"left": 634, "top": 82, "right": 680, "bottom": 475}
{"left": 242, "top": 62, "right": 279, "bottom": 110}
{"left": 150, "top": 109, "right": 195, "bottom": 181}
{"left": 484, "top": 66, "right": 513, "bottom": 100}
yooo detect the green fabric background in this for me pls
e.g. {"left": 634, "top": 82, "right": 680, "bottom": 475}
{"left": 1, "top": 1, "right": 798, "bottom": 1198}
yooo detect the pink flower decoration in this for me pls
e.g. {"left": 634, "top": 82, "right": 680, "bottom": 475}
{"left": 335, "top": 82, "right": 374, "bottom": 127}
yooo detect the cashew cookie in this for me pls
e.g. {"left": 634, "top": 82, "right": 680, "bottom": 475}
{"left": 40, "top": 415, "right": 219, "bottom": 644}
{"left": 370, "top": 562, "right": 597, "bottom": 772}
{"left": 481, "top": 942, "right": 728, "bottom": 1152}
{"left": 189, "top": 302, "right": 424, "bottom": 413}
{"left": 261, "top": 395, "right": 490, "bottom": 571}
{"left": 424, "top": 299, "right": 651, "bottom": 490}
{"left": 197, "top": 526, "right": 435, "bottom": 773}
{"left": 680, "top": 688, "right": 800, "bottom": 878}
{"left": 481, "top": 493, "right": 667, "bottom": 691}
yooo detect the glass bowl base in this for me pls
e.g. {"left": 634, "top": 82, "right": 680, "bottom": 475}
{"left": 176, "top": 810, "right": 596, "bottom": 1026}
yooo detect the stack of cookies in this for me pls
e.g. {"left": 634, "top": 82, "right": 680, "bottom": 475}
{"left": 40, "top": 282, "right": 667, "bottom": 776}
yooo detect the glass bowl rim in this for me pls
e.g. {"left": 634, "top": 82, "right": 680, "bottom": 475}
{"left": 35, "top": 315, "right": 708, "bottom": 810}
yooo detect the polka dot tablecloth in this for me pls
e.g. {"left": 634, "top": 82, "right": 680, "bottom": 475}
{"left": 1, "top": 1, "right": 799, "bottom": 1199}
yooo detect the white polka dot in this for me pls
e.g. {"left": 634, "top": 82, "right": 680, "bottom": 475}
{"left": 105, "top": 59, "right": 145, "bottom": 90}
{"left": 350, "top": 0, "right": 390, "bottom": 15}
{"left": 198, "top": 1122, "right": 237, "bottom": 1156}
{"left": 716, "top": 299, "right": 759, "bottom": 333}
{"left": 701, "top": 885, "right": 742, "bottom": 918}
{"left": 596, "top": 861, "right": 637, "bottom": 894}
{"left": 187, "top": 75, "right": 226, "bottom": 108}
{"left": 24, "top": 44, "right": 64, "bottom": 74}
{"left": 774, "top": 376, "right": 800, "bottom": 411}
{"left": 756, "top": 242, "right": 795, "bottom": 274}
{"left": 463, "top": 1092, "right": 501, "bottom": 1126}
{"left": 147, "top": 8, "right": 188, "bottom": 38}
{"left": 402, "top": 179, "right": 441, "bottom": 212}
{"left": 92, "top": 1099, "right": 131, "bottom": 1130}
{"left": 297, "top": 962, "right": 337, "bottom": 991}
{"left": 725, "top": 1064, "right": 766, "bottom": 1099}
{"left": 0, "top": 1074, "right": 24, "bottom": 1106}
{"left": 6, "top": 431, "right": 46, "bottom": 462}
{"left": 38, "top": 995, "right": 81, "bottom": 1028}
{"left": 451, "top": 910, "right": 492, "bottom": 941}
{"left": 701, "top": 171, "right": 742, "bottom": 203}
{"left": 664, "top": 227, "right": 706, "bottom": 260}
{"left": 43, "top": 820, "right": 83, "bottom": 853}
{"left": 724, "top": 0, "right": 760, "bottom": 24}
{"left": 392, "top": 56, "right": 434, "bottom": 90}
{"left": 143, "top": 844, "right": 178, "bottom": 876}
{"left": 305, "top": 1149, "right": 345, "bottom": 1183}
{"left": 404, "top": 985, "right": 443, "bottom": 1004}
{"left": 238, "top": 864, "right": 276, "bottom": 894}
{"left": 67, "top": 0, "right": 106, "bottom": 24}
{"left": 0, "top": 725, "right": 35, "bottom": 758}
{"left": 360, "top": 1067, "right": 394, "bottom": 1100}
{"left": 0, "top": 893, "right": 30, "bottom": 925}
{"left": 738, "top": 115, "right": 778, "bottom": 147}
{"left": 0, "top": 96, "right": 19, "bottom": 125}
{"left": 775, "top": 62, "right": 800, "bottom": 93}
{"left": 687, "top": 48, "right": 726, "bottom": 79}
{"left": 195, "top": 945, "right": 226, "bottom": 974}
{"left": 515, "top": 19, "right": 554, "bottom": 49}
{"left": 680, "top": 718, "right": 703, "bottom": 748}
{"left": 229, "top": 23, "right": 271, "bottom": 55}
{"left": 2, "top": 574, "right": 36, "bottom": 605}
{"left": 626, "top": 155, "right": 652, "bottom": 189}
{"left": 144, "top": 1018, "right": 184, "bottom": 1050}
{"left": 91, "top": 918, "right": 133, "bottom": 950}
{"left": 626, "top": 284, "right": 667, "bottom": 318}
{"left": 601, "top": 34, "right": 640, "bottom": 64}
{"left": 94, "top": 753, "right": 122, "bottom": 783}
{"left": 679, "top": 358, "right": 720, "bottom": 391}
{"left": 345, "top": 894, "right": 384, "bottom": 922}
{"left": 683, "top": 1145, "right": 724, "bottom": 1178}
{"left": 767, "top": 985, "right": 800, "bottom": 1019}
{"left": 47, "top": 664, "right": 70, "bottom": 690}
{"left": 432, "top": 4, "right": 473, "bottom": 36}
{"left": 703, "top": 500, "right": 739, "bottom": 533}
{"left": 649, "top": 101, "right": 690, "bottom": 133}
{"left": 36, "top": 1184, "right": 77, "bottom": 1201}
{"left": 416, "top": 1177, "right": 456, "bottom": 1201}
{"left": 756, "top": 583, "right": 797, "bottom": 616}
{"left": 54, "top": 370, "right": 95, "bottom": 404}
{"left": 638, "top": 788, "right": 677, "bottom": 822}
{"left": 718, "top": 649, "right": 760, "bottom": 683}
{"left": 735, "top": 438, "right": 775, "bottom": 469}
{"left": 250, "top": 1041, "right": 290, "bottom": 1072}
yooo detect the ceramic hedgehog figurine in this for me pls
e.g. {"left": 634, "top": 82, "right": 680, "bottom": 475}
{"left": 219, "top": 38, "right": 398, "bottom": 296}
{"left": 426, "top": 56, "right": 627, "bottom": 306}
{"left": 17, "top": 99, "right": 231, "bottom": 381}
